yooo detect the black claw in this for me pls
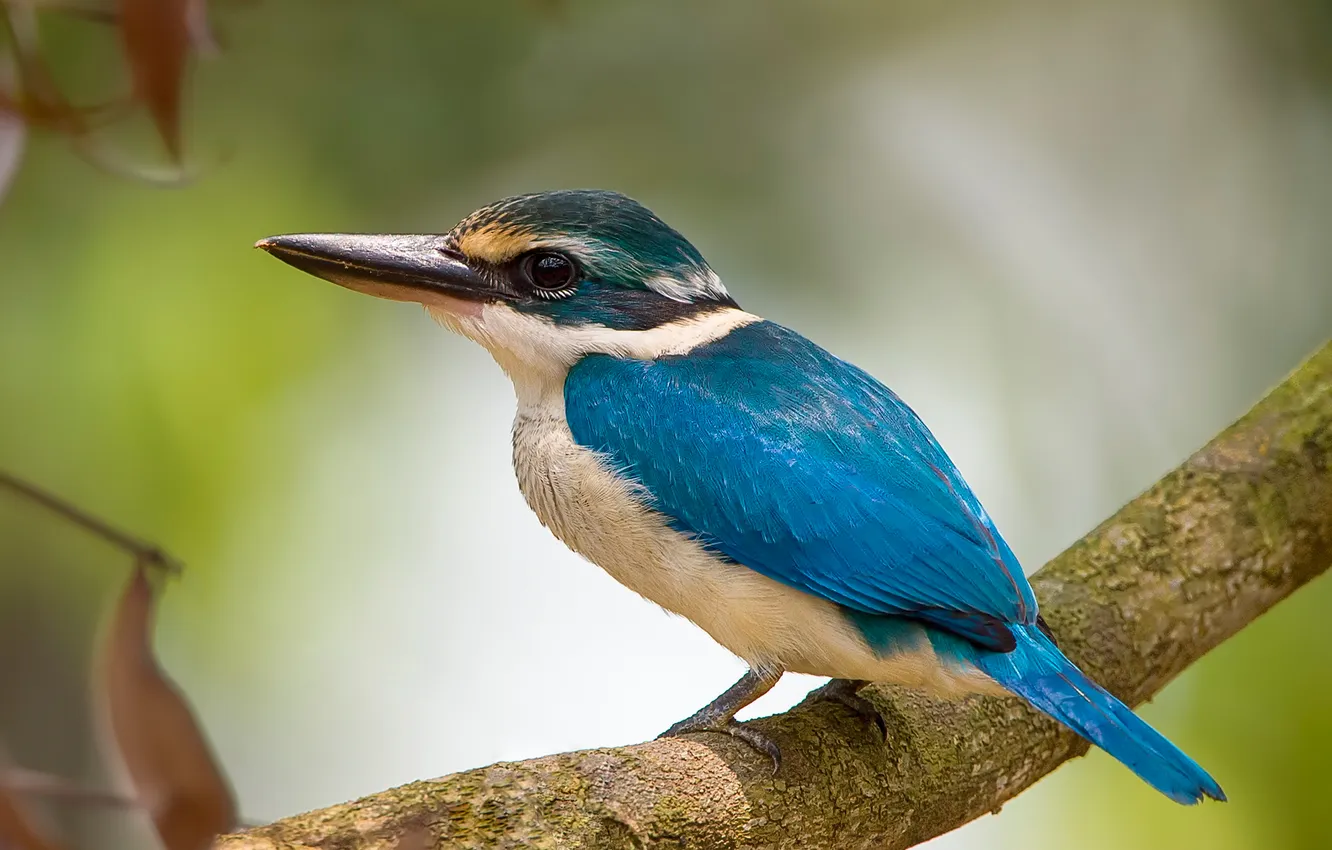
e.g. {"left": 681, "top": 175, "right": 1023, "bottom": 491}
{"left": 870, "top": 710, "right": 887, "bottom": 740}
{"left": 804, "top": 679, "right": 887, "bottom": 741}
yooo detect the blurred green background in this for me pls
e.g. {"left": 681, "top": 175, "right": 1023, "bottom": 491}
{"left": 2, "top": 1, "right": 1331, "bottom": 848}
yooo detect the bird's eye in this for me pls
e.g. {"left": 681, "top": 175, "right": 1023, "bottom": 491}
{"left": 522, "top": 251, "right": 577, "bottom": 293}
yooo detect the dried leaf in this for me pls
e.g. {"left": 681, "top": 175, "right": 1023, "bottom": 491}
{"left": 118, "top": 0, "right": 191, "bottom": 159}
{"left": 101, "top": 567, "right": 236, "bottom": 850}
{"left": 1, "top": 4, "right": 93, "bottom": 135}
{"left": 0, "top": 749, "right": 64, "bottom": 850}
{"left": 0, "top": 787, "right": 64, "bottom": 850}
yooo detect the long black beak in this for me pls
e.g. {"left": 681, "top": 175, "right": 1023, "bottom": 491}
{"left": 255, "top": 233, "right": 493, "bottom": 305}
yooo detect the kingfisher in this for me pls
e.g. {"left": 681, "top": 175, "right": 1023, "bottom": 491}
{"left": 257, "top": 190, "right": 1224, "bottom": 804}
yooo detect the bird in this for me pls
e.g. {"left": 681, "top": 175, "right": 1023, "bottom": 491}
{"left": 257, "top": 189, "right": 1225, "bottom": 804}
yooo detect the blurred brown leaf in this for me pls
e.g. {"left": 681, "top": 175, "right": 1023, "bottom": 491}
{"left": 0, "top": 0, "right": 221, "bottom": 178}
{"left": 2, "top": 3, "right": 99, "bottom": 136}
{"left": 0, "top": 788, "right": 64, "bottom": 850}
{"left": 101, "top": 566, "right": 236, "bottom": 850}
{"left": 0, "top": 751, "right": 65, "bottom": 850}
{"left": 118, "top": 0, "right": 193, "bottom": 160}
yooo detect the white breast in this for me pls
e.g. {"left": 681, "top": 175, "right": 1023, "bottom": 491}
{"left": 436, "top": 301, "right": 1001, "bottom": 696}
{"left": 508, "top": 386, "right": 1002, "bottom": 699}
{"left": 511, "top": 393, "right": 866, "bottom": 675}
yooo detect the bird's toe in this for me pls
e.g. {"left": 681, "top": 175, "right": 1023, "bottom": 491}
{"left": 660, "top": 717, "right": 782, "bottom": 774}
{"left": 804, "top": 679, "right": 887, "bottom": 741}
{"left": 723, "top": 721, "right": 782, "bottom": 774}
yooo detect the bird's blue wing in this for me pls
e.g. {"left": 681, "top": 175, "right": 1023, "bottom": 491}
{"left": 564, "top": 320, "right": 1038, "bottom": 650}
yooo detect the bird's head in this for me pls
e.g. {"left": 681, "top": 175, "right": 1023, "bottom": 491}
{"left": 257, "top": 190, "right": 747, "bottom": 383}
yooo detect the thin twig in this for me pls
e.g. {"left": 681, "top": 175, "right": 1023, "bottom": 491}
{"left": 0, "top": 470, "right": 182, "bottom": 573}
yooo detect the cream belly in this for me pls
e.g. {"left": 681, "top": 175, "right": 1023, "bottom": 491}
{"left": 510, "top": 396, "right": 1004, "bottom": 698}
{"left": 436, "top": 301, "right": 1003, "bottom": 697}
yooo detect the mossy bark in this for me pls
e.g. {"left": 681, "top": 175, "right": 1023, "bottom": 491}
{"left": 219, "top": 340, "right": 1332, "bottom": 850}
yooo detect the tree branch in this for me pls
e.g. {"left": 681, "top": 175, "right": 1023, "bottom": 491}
{"left": 219, "top": 340, "right": 1332, "bottom": 850}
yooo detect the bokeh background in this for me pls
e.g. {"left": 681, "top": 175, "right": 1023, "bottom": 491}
{"left": 3, "top": 1, "right": 1331, "bottom": 847}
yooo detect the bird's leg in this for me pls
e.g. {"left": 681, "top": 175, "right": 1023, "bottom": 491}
{"left": 802, "top": 678, "right": 887, "bottom": 739}
{"left": 660, "top": 667, "right": 784, "bottom": 771}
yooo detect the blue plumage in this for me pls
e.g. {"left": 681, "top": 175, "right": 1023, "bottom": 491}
{"left": 567, "top": 319, "right": 1224, "bottom": 803}
{"left": 260, "top": 189, "right": 1225, "bottom": 806}
{"left": 972, "top": 627, "right": 1226, "bottom": 804}
{"left": 567, "top": 320, "right": 1035, "bottom": 648}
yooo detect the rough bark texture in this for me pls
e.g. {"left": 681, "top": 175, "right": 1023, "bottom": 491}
{"left": 220, "top": 341, "right": 1332, "bottom": 850}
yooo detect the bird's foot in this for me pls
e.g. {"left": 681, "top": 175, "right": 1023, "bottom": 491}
{"left": 803, "top": 678, "right": 887, "bottom": 740}
{"left": 660, "top": 716, "right": 782, "bottom": 774}
{"left": 657, "top": 667, "right": 784, "bottom": 773}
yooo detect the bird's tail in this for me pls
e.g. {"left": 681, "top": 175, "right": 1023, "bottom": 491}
{"left": 975, "top": 624, "right": 1225, "bottom": 804}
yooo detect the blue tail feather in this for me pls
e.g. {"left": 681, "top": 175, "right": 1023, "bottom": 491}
{"left": 976, "top": 625, "right": 1225, "bottom": 804}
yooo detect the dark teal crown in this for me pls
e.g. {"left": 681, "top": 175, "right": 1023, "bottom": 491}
{"left": 450, "top": 190, "right": 732, "bottom": 307}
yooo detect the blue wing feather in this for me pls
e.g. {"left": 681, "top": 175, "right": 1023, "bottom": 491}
{"left": 563, "top": 320, "right": 1227, "bottom": 803}
{"left": 564, "top": 320, "right": 1039, "bottom": 649}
